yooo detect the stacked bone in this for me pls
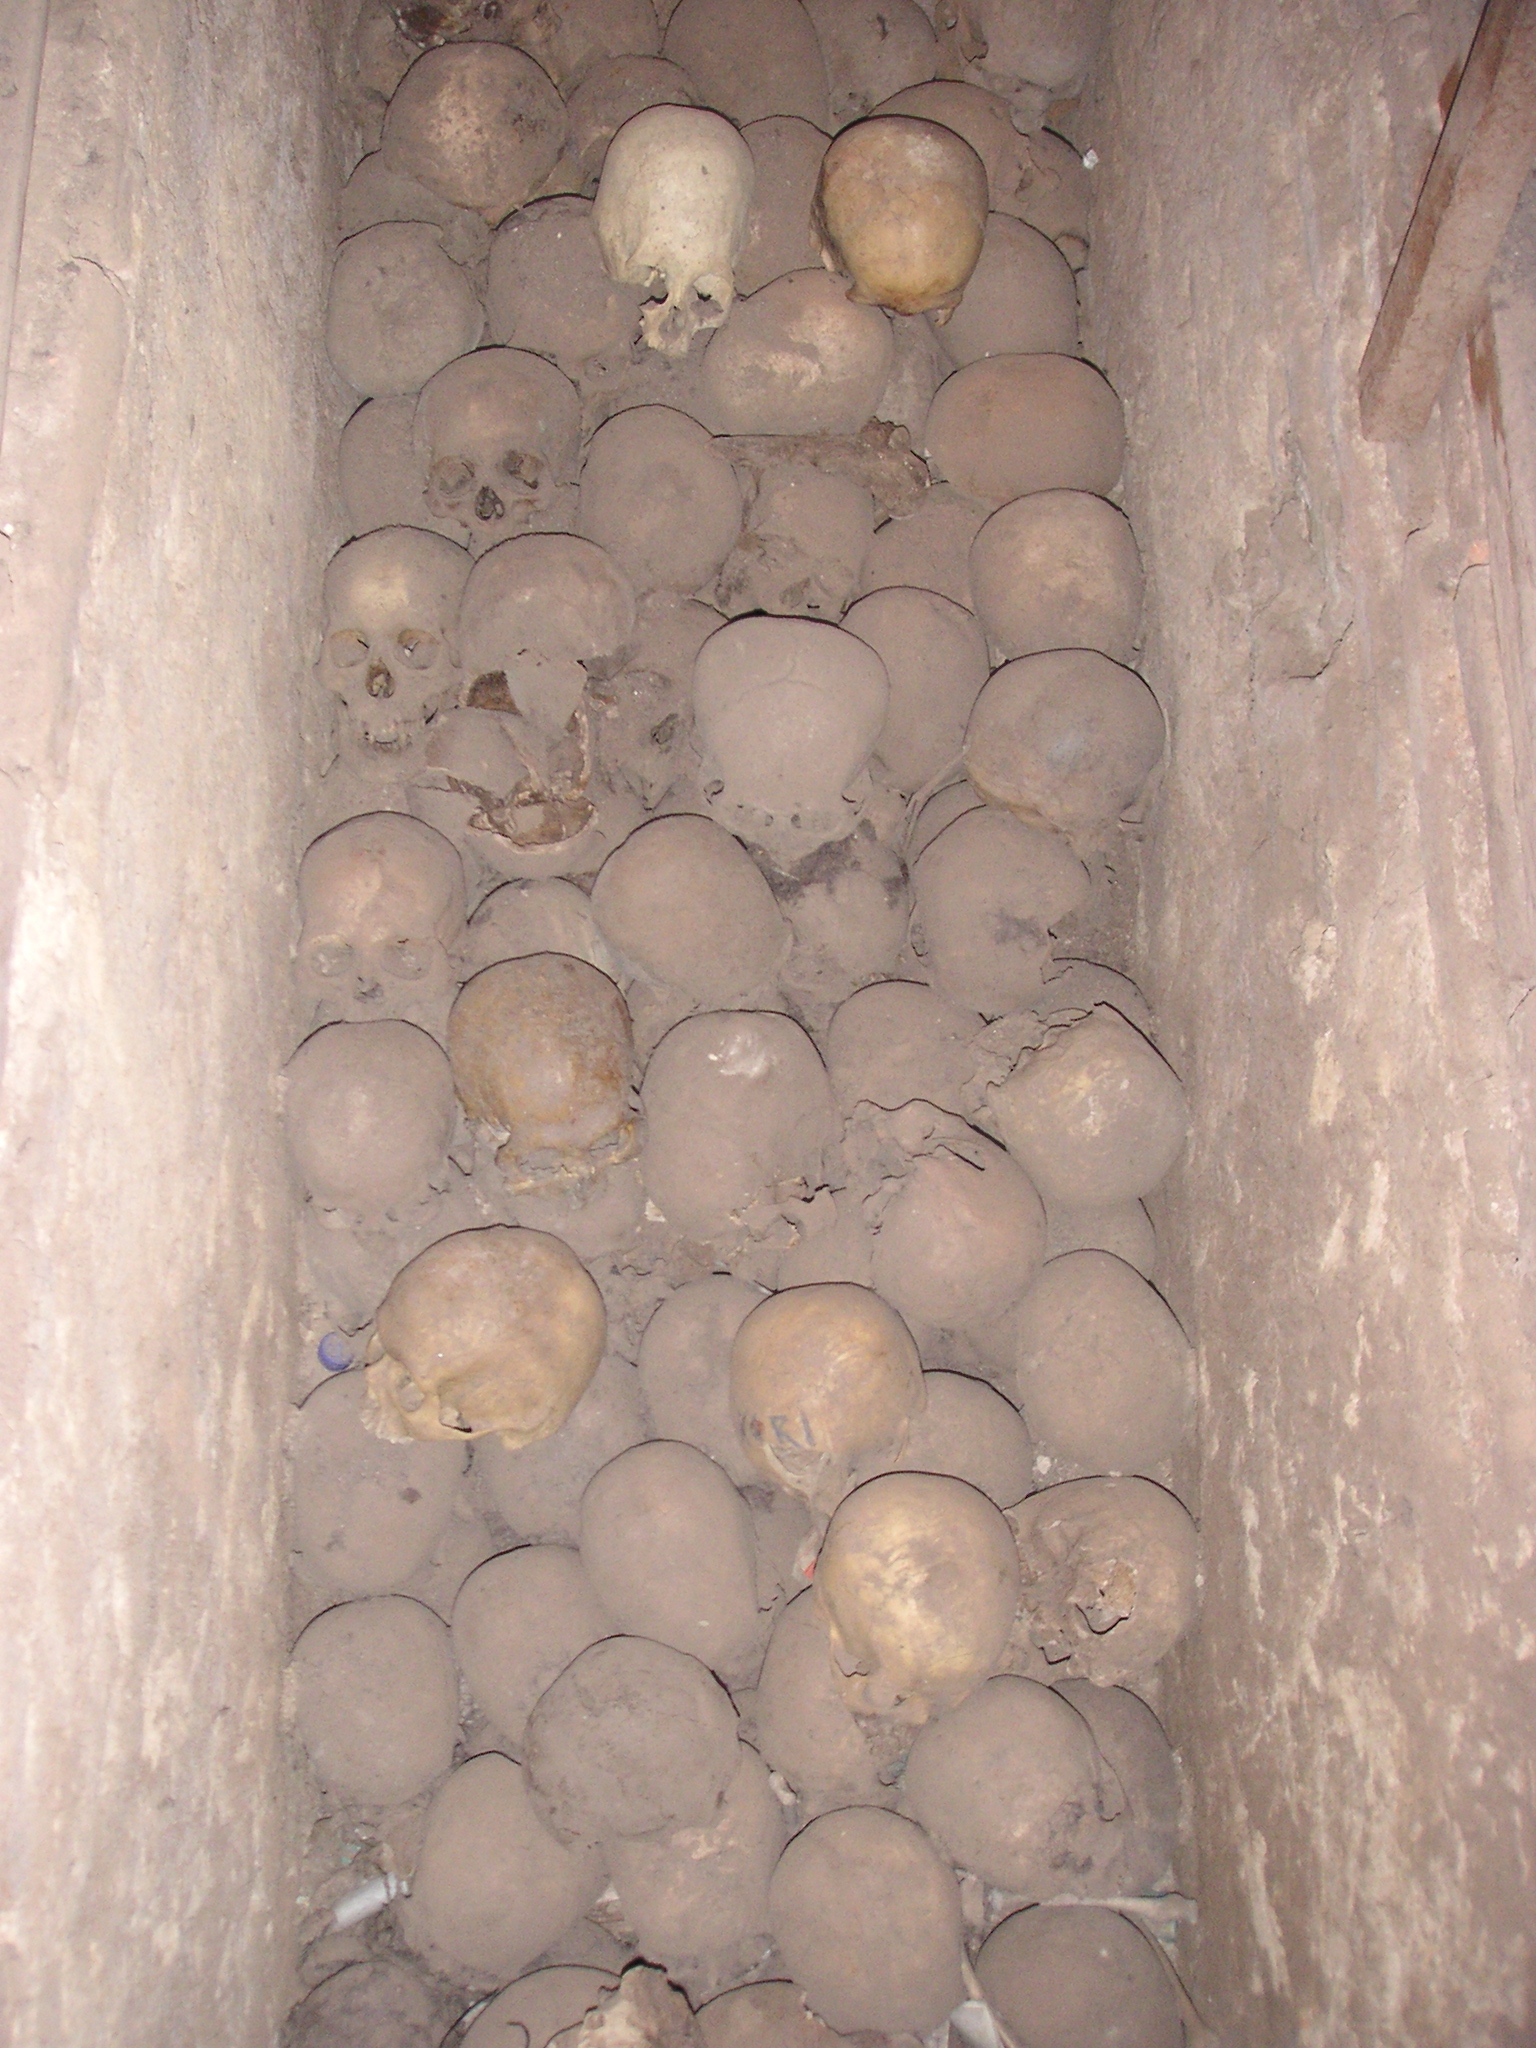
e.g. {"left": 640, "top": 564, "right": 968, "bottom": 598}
{"left": 284, "top": 3, "right": 1194, "bottom": 2044}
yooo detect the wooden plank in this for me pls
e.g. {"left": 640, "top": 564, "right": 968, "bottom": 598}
{"left": 1359, "top": 0, "right": 1536, "bottom": 442}
{"left": 0, "top": 0, "right": 49, "bottom": 464}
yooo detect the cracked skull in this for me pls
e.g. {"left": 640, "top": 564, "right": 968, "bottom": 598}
{"left": 415, "top": 347, "right": 582, "bottom": 551}
{"left": 297, "top": 812, "right": 467, "bottom": 1033}
{"left": 594, "top": 104, "right": 755, "bottom": 357}
{"left": 319, "top": 526, "right": 472, "bottom": 748}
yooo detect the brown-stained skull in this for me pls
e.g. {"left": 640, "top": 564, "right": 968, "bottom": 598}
{"left": 813, "top": 115, "right": 989, "bottom": 320}
{"left": 296, "top": 811, "right": 467, "bottom": 1035}
{"left": 414, "top": 347, "right": 582, "bottom": 550}
{"left": 714, "top": 464, "right": 874, "bottom": 621}
{"left": 365, "top": 1223, "right": 607, "bottom": 1444}
{"left": 318, "top": 527, "right": 472, "bottom": 750}
{"left": 448, "top": 953, "right": 638, "bottom": 1190}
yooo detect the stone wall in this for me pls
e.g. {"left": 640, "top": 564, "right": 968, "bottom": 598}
{"left": 1082, "top": 4, "right": 1536, "bottom": 2042}
{"left": 0, "top": 2, "right": 333, "bottom": 2041}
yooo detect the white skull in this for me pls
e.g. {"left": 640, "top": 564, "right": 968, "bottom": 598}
{"left": 414, "top": 347, "right": 582, "bottom": 551}
{"left": 297, "top": 811, "right": 467, "bottom": 1033}
{"left": 692, "top": 615, "right": 889, "bottom": 858}
{"left": 561, "top": 56, "right": 698, "bottom": 196}
{"left": 319, "top": 527, "right": 472, "bottom": 749}
{"left": 594, "top": 105, "right": 755, "bottom": 357}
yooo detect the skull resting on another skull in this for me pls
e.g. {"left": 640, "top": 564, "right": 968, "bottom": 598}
{"left": 296, "top": 811, "right": 467, "bottom": 1034}
{"left": 319, "top": 526, "right": 472, "bottom": 749}
{"left": 414, "top": 346, "right": 582, "bottom": 551}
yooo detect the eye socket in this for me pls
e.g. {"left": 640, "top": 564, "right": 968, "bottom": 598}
{"left": 430, "top": 455, "right": 475, "bottom": 500}
{"left": 306, "top": 940, "right": 355, "bottom": 979}
{"left": 327, "top": 630, "right": 369, "bottom": 669}
{"left": 500, "top": 450, "right": 540, "bottom": 484}
{"left": 383, "top": 939, "right": 432, "bottom": 981}
{"left": 395, "top": 629, "right": 440, "bottom": 670}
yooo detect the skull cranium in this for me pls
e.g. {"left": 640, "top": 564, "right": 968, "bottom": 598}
{"left": 414, "top": 347, "right": 581, "bottom": 551}
{"left": 319, "top": 526, "right": 472, "bottom": 749}
{"left": 296, "top": 811, "right": 467, "bottom": 1034}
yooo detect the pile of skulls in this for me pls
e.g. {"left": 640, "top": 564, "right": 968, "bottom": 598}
{"left": 282, "top": 1, "right": 1197, "bottom": 2044}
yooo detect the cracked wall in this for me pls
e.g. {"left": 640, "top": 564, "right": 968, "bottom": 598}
{"left": 1081, "top": 3, "right": 1536, "bottom": 2043}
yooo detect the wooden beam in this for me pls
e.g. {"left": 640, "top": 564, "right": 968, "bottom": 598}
{"left": 1359, "top": 0, "right": 1536, "bottom": 442}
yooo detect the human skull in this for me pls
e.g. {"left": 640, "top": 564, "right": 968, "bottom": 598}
{"left": 856, "top": 482, "right": 986, "bottom": 609}
{"left": 699, "top": 270, "right": 894, "bottom": 437}
{"left": 459, "top": 532, "right": 637, "bottom": 744}
{"left": 768, "top": 1809, "right": 964, "bottom": 2040}
{"left": 319, "top": 527, "right": 472, "bottom": 749}
{"left": 766, "top": 824, "right": 910, "bottom": 1026}
{"left": 490, "top": 0, "right": 662, "bottom": 90}
{"left": 751, "top": 1588, "right": 892, "bottom": 1817}
{"left": 969, "top": 488, "right": 1143, "bottom": 664}
{"left": 365, "top": 1223, "right": 607, "bottom": 1443}
{"left": 1008, "top": 1475, "right": 1200, "bottom": 1687}
{"left": 486, "top": 197, "right": 647, "bottom": 389}
{"left": 815, "top": 1469, "right": 1019, "bottom": 1722}
{"left": 326, "top": 222, "right": 485, "bottom": 398}
{"left": 900, "top": 1674, "right": 1110, "bottom": 1898}
{"left": 932, "top": 212, "right": 1078, "bottom": 366}
{"left": 976, "top": 1905, "right": 1183, "bottom": 2048}
{"left": 338, "top": 147, "right": 491, "bottom": 269}
{"left": 461, "top": 1970, "right": 624, "bottom": 2048}
{"left": 414, "top": 347, "right": 581, "bottom": 550}
{"left": 800, "top": 0, "right": 935, "bottom": 126}
{"left": 662, "top": 0, "right": 829, "bottom": 127}
{"left": 873, "top": 79, "right": 1028, "bottom": 218}
{"left": 594, "top": 106, "right": 755, "bottom": 358}
{"left": 592, "top": 591, "right": 719, "bottom": 808}
{"left": 854, "top": 1100, "right": 1046, "bottom": 1335}
{"left": 910, "top": 805, "right": 1088, "bottom": 1016}
{"left": 1056, "top": 1680, "right": 1181, "bottom": 1898}
{"left": 825, "top": 979, "right": 982, "bottom": 1119}
{"left": 813, "top": 116, "right": 989, "bottom": 320}
{"left": 462, "top": 876, "right": 619, "bottom": 977}
{"left": 843, "top": 584, "right": 989, "bottom": 793}
{"left": 964, "top": 649, "right": 1166, "bottom": 843}
{"left": 893, "top": 1368, "right": 1034, "bottom": 1505}
{"left": 925, "top": 352, "right": 1125, "bottom": 507}
{"left": 560, "top": 56, "right": 697, "bottom": 194}
{"left": 989, "top": 1005, "right": 1189, "bottom": 1206}
{"left": 284, "top": 1019, "right": 455, "bottom": 1225}
{"left": 451, "top": 1546, "right": 612, "bottom": 1751}
{"left": 692, "top": 615, "right": 889, "bottom": 858}
{"left": 714, "top": 464, "right": 874, "bottom": 620}
{"left": 409, "top": 706, "right": 643, "bottom": 881}
{"left": 524, "top": 1634, "right": 741, "bottom": 1845}
{"left": 694, "top": 1980, "right": 860, "bottom": 2048}
{"left": 736, "top": 118, "right": 827, "bottom": 296}
{"left": 592, "top": 815, "right": 789, "bottom": 1005}
{"left": 874, "top": 308, "right": 949, "bottom": 445}
{"left": 961, "top": 0, "right": 1110, "bottom": 128}
{"left": 729, "top": 1282, "right": 923, "bottom": 1512}
{"left": 381, "top": 43, "right": 567, "bottom": 220}
{"left": 338, "top": 396, "right": 461, "bottom": 540}
{"left": 636, "top": 1276, "right": 765, "bottom": 1488}
{"left": 289, "top": 1595, "right": 459, "bottom": 1807}
{"left": 580, "top": 1439, "right": 766, "bottom": 1683}
{"left": 1011, "top": 1249, "right": 1195, "bottom": 1483}
{"left": 448, "top": 954, "right": 638, "bottom": 1189}
{"left": 577, "top": 406, "right": 743, "bottom": 594}
{"left": 640, "top": 1011, "right": 837, "bottom": 1249}
{"left": 297, "top": 812, "right": 467, "bottom": 1033}
{"left": 604, "top": 1747, "right": 785, "bottom": 2000}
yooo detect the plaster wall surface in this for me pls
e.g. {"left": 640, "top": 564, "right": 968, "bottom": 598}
{"left": 1082, "top": 5, "right": 1536, "bottom": 2043}
{"left": 0, "top": 2, "right": 333, "bottom": 2042}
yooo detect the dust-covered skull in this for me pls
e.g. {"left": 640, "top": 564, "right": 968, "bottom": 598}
{"left": 714, "top": 465, "right": 874, "bottom": 621}
{"left": 925, "top": 352, "right": 1125, "bottom": 508}
{"left": 459, "top": 532, "right": 637, "bottom": 741}
{"left": 560, "top": 56, "right": 698, "bottom": 195}
{"left": 577, "top": 405, "right": 743, "bottom": 594}
{"left": 662, "top": 0, "right": 829, "bottom": 127}
{"left": 365, "top": 1223, "right": 606, "bottom": 1443}
{"left": 813, "top": 116, "right": 989, "bottom": 320}
{"left": 319, "top": 527, "right": 472, "bottom": 749}
{"left": 448, "top": 953, "right": 638, "bottom": 1189}
{"left": 960, "top": 0, "right": 1110, "bottom": 130}
{"left": 692, "top": 615, "right": 888, "bottom": 858}
{"left": 932, "top": 213, "right": 1079, "bottom": 368}
{"left": 381, "top": 42, "right": 567, "bottom": 221}
{"left": 729, "top": 1281, "right": 923, "bottom": 1512}
{"left": 414, "top": 347, "right": 581, "bottom": 550}
{"left": 486, "top": 197, "right": 647, "bottom": 390}
{"left": 842, "top": 583, "right": 989, "bottom": 794}
{"left": 699, "top": 269, "right": 894, "bottom": 437}
{"left": 592, "top": 815, "right": 789, "bottom": 1006}
{"left": 968, "top": 488, "right": 1143, "bottom": 664}
{"left": 909, "top": 805, "right": 1088, "bottom": 1016}
{"left": 800, "top": 0, "right": 935, "bottom": 126}
{"left": 1008, "top": 1474, "right": 1200, "bottom": 1687}
{"left": 815, "top": 1469, "right": 1019, "bottom": 1722}
{"left": 338, "top": 396, "right": 460, "bottom": 540}
{"left": 325, "top": 222, "right": 485, "bottom": 399}
{"left": 490, "top": 0, "right": 663, "bottom": 90}
{"left": 284, "top": 1018, "right": 455, "bottom": 1225}
{"left": 594, "top": 105, "right": 756, "bottom": 357}
{"left": 736, "top": 118, "right": 827, "bottom": 296}
{"left": 297, "top": 812, "right": 467, "bottom": 1032}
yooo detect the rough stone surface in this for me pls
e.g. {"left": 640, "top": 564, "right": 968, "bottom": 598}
{"left": 1085, "top": 2, "right": 1536, "bottom": 2041}
{"left": 0, "top": 1, "right": 334, "bottom": 2044}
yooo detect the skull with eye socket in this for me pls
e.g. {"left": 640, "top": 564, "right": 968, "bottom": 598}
{"left": 297, "top": 812, "right": 468, "bottom": 1036}
{"left": 414, "top": 348, "right": 582, "bottom": 556}
{"left": 319, "top": 527, "right": 472, "bottom": 750}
